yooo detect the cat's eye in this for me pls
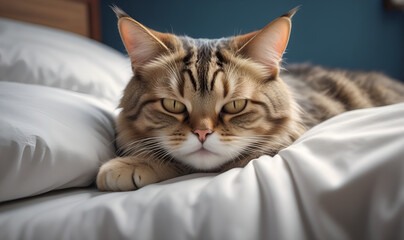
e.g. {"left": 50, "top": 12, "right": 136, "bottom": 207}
{"left": 222, "top": 100, "right": 247, "bottom": 114}
{"left": 162, "top": 99, "right": 186, "bottom": 114}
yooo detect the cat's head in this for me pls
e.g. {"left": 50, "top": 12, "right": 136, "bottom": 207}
{"left": 115, "top": 7, "right": 304, "bottom": 171}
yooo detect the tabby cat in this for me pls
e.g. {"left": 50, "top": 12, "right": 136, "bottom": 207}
{"left": 96, "top": 7, "right": 404, "bottom": 191}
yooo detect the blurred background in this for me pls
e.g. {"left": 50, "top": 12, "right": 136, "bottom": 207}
{"left": 100, "top": 0, "right": 404, "bottom": 81}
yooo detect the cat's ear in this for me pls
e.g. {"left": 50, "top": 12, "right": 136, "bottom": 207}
{"left": 235, "top": 7, "right": 298, "bottom": 77}
{"left": 113, "top": 7, "right": 172, "bottom": 70}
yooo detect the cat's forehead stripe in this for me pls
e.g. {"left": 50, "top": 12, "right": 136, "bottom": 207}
{"left": 183, "top": 69, "right": 197, "bottom": 92}
{"left": 176, "top": 37, "right": 234, "bottom": 100}
{"left": 210, "top": 69, "right": 223, "bottom": 92}
{"left": 196, "top": 42, "right": 214, "bottom": 95}
{"left": 179, "top": 38, "right": 230, "bottom": 96}
{"left": 182, "top": 50, "right": 193, "bottom": 66}
{"left": 215, "top": 50, "right": 228, "bottom": 65}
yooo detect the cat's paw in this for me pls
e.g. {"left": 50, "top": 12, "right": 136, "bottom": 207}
{"left": 96, "top": 158, "right": 159, "bottom": 191}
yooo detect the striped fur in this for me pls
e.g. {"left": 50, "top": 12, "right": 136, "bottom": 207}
{"left": 97, "top": 7, "right": 404, "bottom": 191}
{"left": 282, "top": 65, "right": 404, "bottom": 128}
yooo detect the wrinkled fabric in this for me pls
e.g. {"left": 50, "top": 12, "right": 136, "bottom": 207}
{"left": 1, "top": 103, "right": 403, "bottom": 240}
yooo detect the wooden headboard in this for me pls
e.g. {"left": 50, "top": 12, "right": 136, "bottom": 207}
{"left": 0, "top": 0, "right": 101, "bottom": 41}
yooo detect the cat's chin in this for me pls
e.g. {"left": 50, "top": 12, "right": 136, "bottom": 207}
{"left": 175, "top": 148, "right": 231, "bottom": 171}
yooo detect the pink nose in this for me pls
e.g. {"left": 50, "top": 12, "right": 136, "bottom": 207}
{"left": 193, "top": 129, "right": 213, "bottom": 143}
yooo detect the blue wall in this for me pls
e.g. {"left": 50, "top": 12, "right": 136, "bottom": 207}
{"left": 100, "top": 0, "right": 404, "bottom": 80}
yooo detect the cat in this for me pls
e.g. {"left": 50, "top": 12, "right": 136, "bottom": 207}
{"left": 96, "top": 7, "right": 404, "bottom": 191}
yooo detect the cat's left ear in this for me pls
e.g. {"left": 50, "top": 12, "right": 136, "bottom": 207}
{"left": 235, "top": 7, "right": 298, "bottom": 77}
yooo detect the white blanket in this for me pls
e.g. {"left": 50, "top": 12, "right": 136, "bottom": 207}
{"left": 1, "top": 103, "right": 403, "bottom": 240}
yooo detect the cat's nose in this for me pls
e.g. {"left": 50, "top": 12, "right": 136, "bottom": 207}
{"left": 193, "top": 129, "right": 213, "bottom": 143}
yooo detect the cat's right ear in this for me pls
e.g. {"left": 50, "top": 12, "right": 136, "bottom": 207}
{"left": 113, "top": 7, "right": 171, "bottom": 71}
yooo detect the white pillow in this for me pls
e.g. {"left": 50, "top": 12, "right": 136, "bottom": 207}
{"left": 0, "top": 82, "right": 116, "bottom": 202}
{"left": 0, "top": 18, "right": 132, "bottom": 107}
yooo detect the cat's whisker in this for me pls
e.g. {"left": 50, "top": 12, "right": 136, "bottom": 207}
{"left": 120, "top": 139, "right": 163, "bottom": 152}
{"left": 156, "top": 151, "right": 175, "bottom": 168}
{"left": 120, "top": 137, "right": 167, "bottom": 156}
{"left": 230, "top": 136, "right": 291, "bottom": 149}
{"left": 123, "top": 145, "right": 161, "bottom": 158}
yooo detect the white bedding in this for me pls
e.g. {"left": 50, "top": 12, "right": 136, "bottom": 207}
{"left": 1, "top": 103, "right": 404, "bottom": 240}
{"left": 1, "top": 17, "right": 404, "bottom": 240}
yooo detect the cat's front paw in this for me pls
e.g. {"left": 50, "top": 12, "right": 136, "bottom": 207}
{"left": 96, "top": 157, "right": 159, "bottom": 191}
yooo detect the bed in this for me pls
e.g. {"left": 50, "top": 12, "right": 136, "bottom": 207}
{"left": 1, "top": 3, "right": 404, "bottom": 240}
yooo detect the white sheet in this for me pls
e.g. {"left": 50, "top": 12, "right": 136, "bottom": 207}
{"left": 1, "top": 103, "right": 403, "bottom": 240}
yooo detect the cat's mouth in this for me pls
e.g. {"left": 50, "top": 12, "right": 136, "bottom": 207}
{"left": 171, "top": 134, "right": 235, "bottom": 170}
{"left": 188, "top": 147, "right": 218, "bottom": 157}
